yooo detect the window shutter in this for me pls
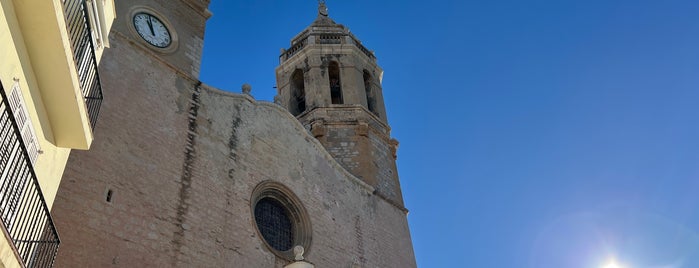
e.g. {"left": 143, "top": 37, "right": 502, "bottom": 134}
{"left": 8, "top": 82, "right": 40, "bottom": 165}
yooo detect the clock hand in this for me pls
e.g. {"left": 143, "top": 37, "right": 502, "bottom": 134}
{"left": 147, "top": 16, "right": 155, "bottom": 36}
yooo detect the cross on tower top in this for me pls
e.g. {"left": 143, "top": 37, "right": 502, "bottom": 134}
{"left": 318, "top": 0, "right": 329, "bottom": 16}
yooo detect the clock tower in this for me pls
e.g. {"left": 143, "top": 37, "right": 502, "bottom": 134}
{"left": 51, "top": 0, "right": 213, "bottom": 267}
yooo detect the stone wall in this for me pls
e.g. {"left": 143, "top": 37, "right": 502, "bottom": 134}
{"left": 298, "top": 106, "right": 404, "bottom": 206}
{"left": 108, "top": 0, "right": 209, "bottom": 79}
{"left": 51, "top": 1, "right": 416, "bottom": 266}
{"left": 52, "top": 82, "right": 416, "bottom": 267}
{"left": 51, "top": 39, "right": 415, "bottom": 266}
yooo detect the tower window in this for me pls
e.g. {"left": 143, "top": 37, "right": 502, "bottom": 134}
{"left": 363, "top": 70, "right": 377, "bottom": 115}
{"left": 290, "top": 70, "right": 306, "bottom": 116}
{"left": 329, "top": 61, "right": 343, "bottom": 104}
{"left": 254, "top": 197, "right": 294, "bottom": 251}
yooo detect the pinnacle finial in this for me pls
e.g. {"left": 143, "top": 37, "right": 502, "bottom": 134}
{"left": 318, "top": 0, "right": 328, "bottom": 16}
{"left": 241, "top": 83, "right": 252, "bottom": 95}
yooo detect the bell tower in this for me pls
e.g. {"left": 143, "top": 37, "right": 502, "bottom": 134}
{"left": 275, "top": 2, "right": 404, "bottom": 206}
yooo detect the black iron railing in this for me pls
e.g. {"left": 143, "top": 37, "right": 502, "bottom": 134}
{"left": 0, "top": 89, "right": 60, "bottom": 268}
{"left": 62, "top": 0, "right": 103, "bottom": 129}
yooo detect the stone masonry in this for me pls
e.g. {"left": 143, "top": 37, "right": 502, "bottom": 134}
{"left": 50, "top": 0, "right": 416, "bottom": 267}
{"left": 275, "top": 5, "right": 404, "bottom": 206}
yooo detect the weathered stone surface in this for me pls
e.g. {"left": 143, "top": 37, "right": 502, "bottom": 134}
{"left": 52, "top": 80, "right": 416, "bottom": 267}
{"left": 274, "top": 11, "right": 403, "bottom": 206}
{"left": 51, "top": 1, "right": 416, "bottom": 267}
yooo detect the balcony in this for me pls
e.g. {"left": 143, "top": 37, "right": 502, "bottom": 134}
{"left": 63, "top": 0, "right": 103, "bottom": 130}
{"left": 10, "top": 0, "right": 109, "bottom": 149}
{"left": 0, "top": 91, "right": 60, "bottom": 267}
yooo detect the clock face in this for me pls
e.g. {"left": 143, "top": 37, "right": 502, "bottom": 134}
{"left": 133, "top": 13, "right": 172, "bottom": 48}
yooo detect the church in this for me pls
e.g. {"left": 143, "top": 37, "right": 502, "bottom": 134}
{"left": 50, "top": 0, "right": 417, "bottom": 267}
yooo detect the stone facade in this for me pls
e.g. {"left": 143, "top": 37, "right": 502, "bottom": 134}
{"left": 275, "top": 7, "right": 403, "bottom": 206}
{"left": 50, "top": 0, "right": 416, "bottom": 267}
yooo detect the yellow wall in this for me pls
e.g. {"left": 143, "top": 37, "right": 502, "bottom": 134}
{"left": 1, "top": 0, "right": 114, "bottom": 207}
{"left": 0, "top": 3, "right": 50, "bottom": 267}
{"left": 14, "top": 0, "right": 94, "bottom": 150}
{"left": 0, "top": 239, "right": 19, "bottom": 268}
{"left": 0, "top": 0, "right": 114, "bottom": 265}
{"left": 1, "top": 0, "right": 72, "bottom": 210}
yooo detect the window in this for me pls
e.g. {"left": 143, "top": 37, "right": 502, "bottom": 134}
{"left": 6, "top": 81, "right": 40, "bottom": 165}
{"left": 0, "top": 80, "right": 33, "bottom": 229}
{"left": 85, "top": 0, "right": 104, "bottom": 49}
{"left": 290, "top": 69, "right": 306, "bottom": 116}
{"left": 328, "top": 61, "right": 343, "bottom": 104}
{"left": 105, "top": 189, "right": 113, "bottom": 203}
{"left": 254, "top": 197, "right": 294, "bottom": 251}
{"left": 251, "top": 181, "right": 312, "bottom": 260}
{"left": 363, "top": 70, "right": 377, "bottom": 115}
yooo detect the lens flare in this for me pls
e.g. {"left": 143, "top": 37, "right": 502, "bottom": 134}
{"left": 601, "top": 259, "right": 625, "bottom": 268}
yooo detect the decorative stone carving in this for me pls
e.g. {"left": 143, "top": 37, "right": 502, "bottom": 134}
{"left": 318, "top": 0, "right": 328, "bottom": 16}
{"left": 283, "top": 245, "right": 314, "bottom": 268}
{"left": 274, "top": 94, "right": 282, "bottom": 105}
{"left": 311, "top": 121, "right": 326, "bottom": 138}
{"left": 293, "top": 245, "right": 305, "bottom": 261}
{"left": 241, "top": 83, "right": 252, "bottom": 95}
{"left": 389, "top": 138, "right": 399, "bottom": 159}
{"left": 357, "top": 122, "right": 369, "bottom": 137}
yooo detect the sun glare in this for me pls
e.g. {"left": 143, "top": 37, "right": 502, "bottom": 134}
{"left": 602, "top": 260, "right": 626, "bottom": 268}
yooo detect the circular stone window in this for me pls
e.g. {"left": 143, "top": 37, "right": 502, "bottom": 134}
{"left": 255, "top": 197, "right": 294, "bottom": 251}
{"left": 251, "top": 181, "right": 311, "bottom": 260}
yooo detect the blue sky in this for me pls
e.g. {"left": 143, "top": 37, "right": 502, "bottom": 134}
{"left": 200, "top": 1, "right": 699, "bottom": 267}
